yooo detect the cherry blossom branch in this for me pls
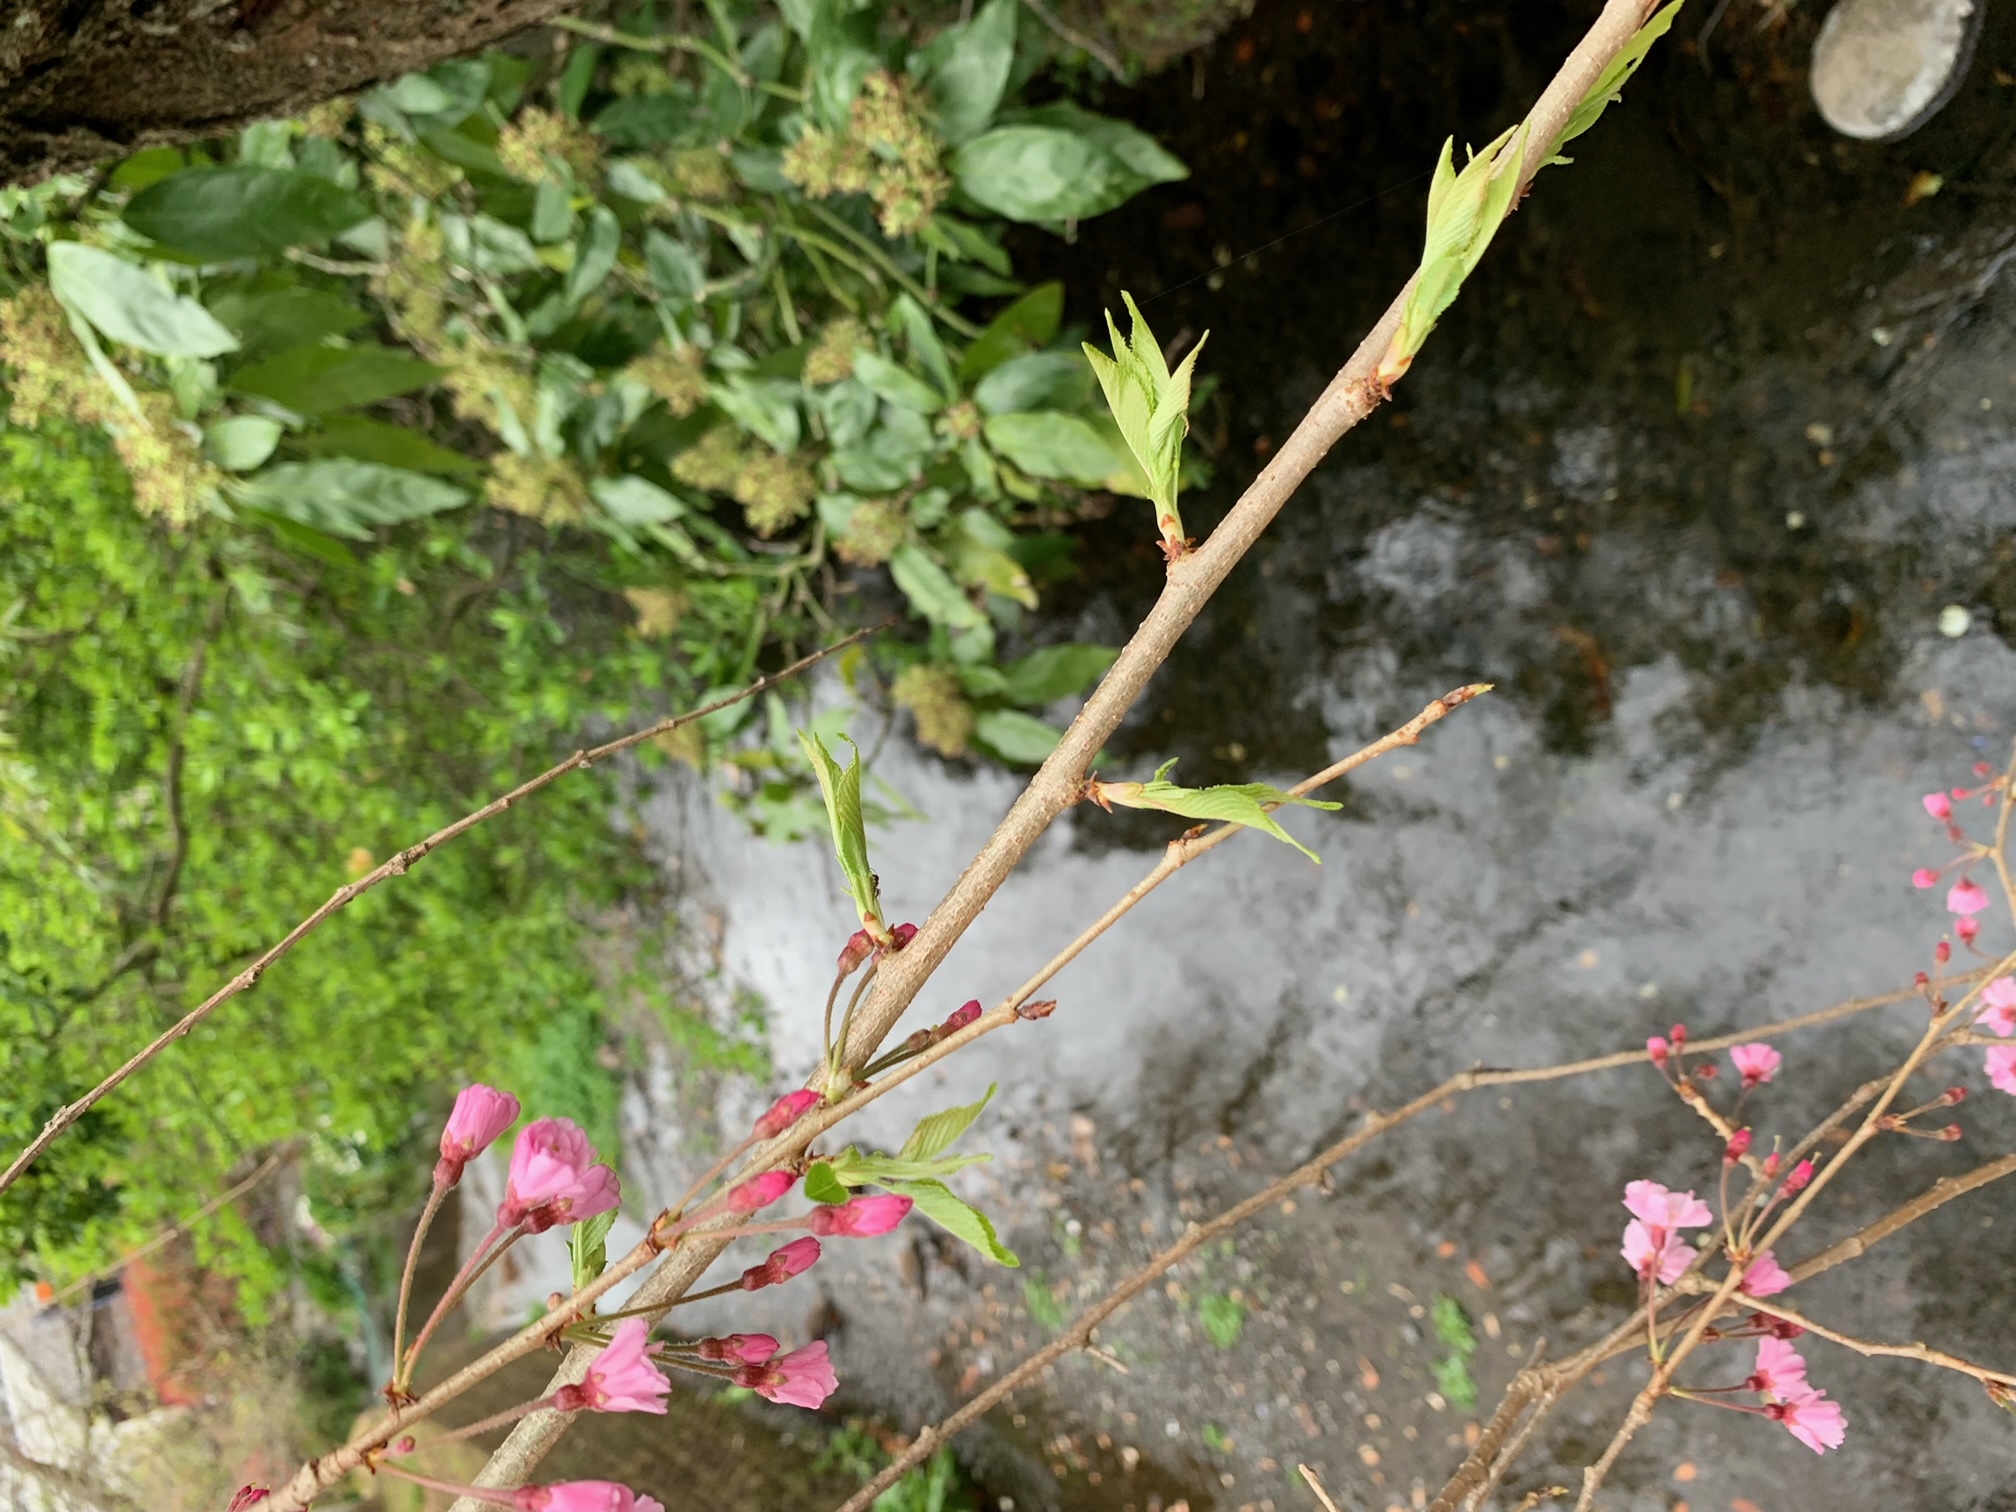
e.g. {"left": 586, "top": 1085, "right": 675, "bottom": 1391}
{"left": 1788, "top": 1149, "right": 2016, "bottom": 1284}
{"left": 1724, "top": 1294, "right": 2016, "bottom": 1389}
{"left": 0, "top": 624, "right": 887, "bottom": 1202}
{"left": 836, "top": 0, "right": 1674, "bottom": 1079}
{"left": 826, "top": 977, "right": 1916, "bottom": 1512}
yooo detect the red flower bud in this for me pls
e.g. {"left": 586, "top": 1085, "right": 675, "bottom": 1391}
{"left": 889, "top": 922, "right": 919, "bottom": 950}
{"left": 1935, "top": 940, "right": 1952, "bottom": 965}
{"left": 837, "top": 929, "right": 875, "bottom": 975}
{"left": 1783, "top": 1158, "right": 1815, "bottom": 1196}
{"left": 1724, "top": 1128, "right": 1753, "bottom": 1165}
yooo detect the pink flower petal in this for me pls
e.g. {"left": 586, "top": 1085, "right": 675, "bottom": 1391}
{"left": 1948, "top": 878, "right": 1991, "bottom": 916}
{"left": 1923, "top": 792, "right": 1953, "bottom": 820}
{"left": 805, "top": 1194, "right": 913, "bottom": 1237}
{"left": 1729, "top": 1043, "right": 1782, "bottom": 1088}
{"left": 1742, "top": 1250, "right": 1793, "bottom": 1299}
{"left": 1986, "top": 1045, "right": 2016, "bottom": 1097}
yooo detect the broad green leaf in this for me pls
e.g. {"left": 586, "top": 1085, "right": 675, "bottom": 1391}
{"left": 123, "top": 167, "right": 370, "bottom": 259}
{"left": 592, "top": 475, "right": 686, "bottom": 525}
{"left": 710, "top": 374, "right": 801, "bottom": 453}
{"left": 942, "top": 506, "right": 1035, "bottom": 608}
{"left": 973, "top": 710, "right": 1063, "bottom": 765}
{"left": 230, "top": 343, "right": 444, "bottom": 415}
{"left": 645, "top": 232, "right": 708, "bottom": 306}
{"left": 883, "top": 1177, "right": 1019, "bottom": 1266}
{"left": 898, "top": 1084, "right": 996, "bottom": 1162}
{"left": 1092, "top": 759, "right": 1343, "bottom": 863}
{"left": 1551, "top": 1, "right": 1684, "bottom": 160}
{"left": 891, "top": 295, "right": 958, "bottom": 401}
{"left": 569, "top": 1208, "right": 618, "bottom": 1293}
{"left": 559, "top": 42, "right": 602, "bottom": 122}
{"left": 950, "top": 127, "right": 1124, "bottom": 224}
{"left": 109, "top": 147, "right": 186, "bottom": 193}
{"left": 441, "top": 213, "right": 542, "bottom": 276}
{"left": 47, "top": 243, "right": 239, "bottom": 359}
{"left": 983, "top": 412, "right": 1140, "bottom": 492}
{"left": 565, "top": 206, "right": 621, "bottom": 305}
{"left": 1015, "top": 102, "right": 1190, "bottom": 192}
{"left": 807, "top": 0, "right": 881, "bottom": 132}
{"left": 803, "top": 1160, "right": 850, "bottom": 1205}
{"left": 298, "top": 416, "right": 482, "bottom": 476}
{"left": 797, "top": 731, "right": 887, "bottom": 936}
{"left": 920, "top": 0, "right": 1017, "bottom": 144}
{"left": 999, "top": 643, "right": 1117, "bottom": 707}
{"left": 889, "top": 543, "right": 985, "bottom": 630}
{"left": 833, "top": 408, "right": 934, "bottom": 491}
{"left": 927, "top": 215, "right": 1013, "bottom": 277}
{"left": 820, "top": 380, "right": 882, "bottom": 449}
{"left": 973, "top": 351, "right": 1092, "bottom": 416}
{"left": 204, "top": 416, "right": 282, "bottom": 472}
{"left": 1083, "top": 292, "right": 1207, "bottom": 540}
{"left": 1382, "top": 124, "right": 1529, "bottom": 384}
{"left": 229, "top": 459, "right": 470, "bottom": 539}
{"left": 207, "top": 286, "right": 369, "bottom": 357}
{"left": 959, "top": 282, "right": 1064, "bottom": 382}
{"left": 852, "top": 349, "right": 946, "bottom": 414}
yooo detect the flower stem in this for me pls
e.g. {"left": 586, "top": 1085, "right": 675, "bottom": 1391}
{"left": 389, "top": 1182, "right": 447, "bottom": 1393}
{"left": 398, "top": 1218, "right": 519, "bottom": 1390}
{"left": 374, "top": 1462, "right": 522, "bottom": 1507}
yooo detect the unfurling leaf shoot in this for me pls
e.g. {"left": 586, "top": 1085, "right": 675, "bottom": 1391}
{"left": 1089, "top": 759, "right": 1343, "bottom": 863}
{"left": 1083, "top": 293, "right": 1208, "bottom": 557}
{"left": 798, "top": 731, "right": 889, "bottom": 941}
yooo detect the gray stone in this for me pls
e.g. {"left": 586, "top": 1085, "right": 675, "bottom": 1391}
{"left": 1811, "top": 0, "right": 1986, "bottom": 139}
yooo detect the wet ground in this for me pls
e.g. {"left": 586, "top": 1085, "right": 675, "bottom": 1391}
{"left": 506, "top": 4, "right": 2016, "bottom": 1510}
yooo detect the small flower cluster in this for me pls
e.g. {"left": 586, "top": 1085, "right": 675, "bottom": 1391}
{"left": 1746, "top": 1337, "right": 1849, "bottom": 1454}
{"left": 781, "top": 71, "right": 950, "bottom": 237}
{"left": 1910, "top": 772, "right": 2016, "bottom": 1096}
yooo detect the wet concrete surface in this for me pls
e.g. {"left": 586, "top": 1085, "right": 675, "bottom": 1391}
{"left": 560, "top": 4, "right": 2016, "bottom": 1510}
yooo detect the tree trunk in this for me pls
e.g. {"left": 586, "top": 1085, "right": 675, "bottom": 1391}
{"left": 0, "top": 0, "right": 574, "bottom": 187}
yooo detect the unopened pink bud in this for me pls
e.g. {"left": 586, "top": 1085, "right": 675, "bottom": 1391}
{"left": 753, "top": 1090, "right": 822, "bottom": 1142}
{"left": 1725, "top": 1128, "right": 1753, "bottom": 1164}
{"left": 890, "top": 922, "right": 918, "bottom": 949}
{"left": 1936, "top": 939, "right": 1952, "bottom": 965}
{"left": 1783, "top": 1158, "right": 1815, "bottom": 1195}
{"left": 1959, "top": 915, "right": 1981, "bottom": 945}
{"left": 696, "top": 1333, "right": 779, "bottom": 1365}
{"left": 436, "top": 1083, "right": 522, "bottom": 1189}
{"left": 1945, "top": 1086, "right": 1968, "bottom": 1105}
{"left": 1646, "top": 1035, "right": 1669, "bottom": 1067}
{"left": 1670, "top": 1023, "right": 1688, "bottom": 1045}
{"left": 1924, "top": 792, "right": 1954, "bottom": 820}
{"left": 1693, "top": 1061, "right": 1719, "bottom": 1080}
{"left": 1763, "top": 1151, "right": 1781, "bottom": 1177}
{"left": 739, "top": 1236, "right": 822, "bottom": 1290}
{"left": 1936, "top": 1123, "right": 1964, "bottom": 1141}
{"left": 229, "top": 1490, "right": 272, "bottom": 1511}
{"left": 943, "top": 1000, "right": 983, "bottom": 1033}
{"left": 805, "top": 1194, "right": 913, "bottom": 1237}
{"left": 725, "top": 1171, "right": 794, "bottom": 1213}
{"left": 1913, "top": 868, "right": 1942, "bottom": 889}
{"left": 837, "top": 929, "right": 875, "bottom": 975}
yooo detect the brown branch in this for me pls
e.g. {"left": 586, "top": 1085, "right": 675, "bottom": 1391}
{"left": 47, "top": 1143, "right": 293, "bottom": 1307}
{"left": 837, "top": 0, "right": 1675, "bottom": 1083}
{"left": 1298, "top": 1463, "right": 1345, "bottom": 1512}
{"left": 1724, "top": 1294, "right": 2016, "bottom": 1389}
{"left": 0, "top": 623, "right": 886, "bottom": 1202}
{"left": 1018, "top": 0, "right": 1127, "bottom": 80}
{"left": 1789, "top": 1150, "right": 2016, "bottom": 1283}
{"left": 826, "top": 974, "right": 1909, "bottom": 1512}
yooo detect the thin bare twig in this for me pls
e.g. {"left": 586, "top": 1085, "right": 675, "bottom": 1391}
{"left": 0, "top": 623, "right": 885, "bottom": 1201}
{"left": 1726, "top": 1294, "right": 2016, "bottom": 1389}
{"left": 1299, "top": 1464, "right": 1345, "bottom": 1512}
{"left": 1018, "top": 0, "right": 1126, "bottom": 80}
{"left": 47, "top": 1143, "right": 292, "bottom": 1307}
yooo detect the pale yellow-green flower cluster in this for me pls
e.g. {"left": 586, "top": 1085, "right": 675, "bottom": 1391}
{"left": 731, "top": 451, "right": 817, "bottom": 537}
{"left": 781, "top": 71, "right": 949, "bottom": 238}
{"left": 625, "top": 348, "right": 709, "bottom": 416}
{"left": 892, "top": 664, "right": 975, "bottom": 759}
{"left": 802, "top": 318, "right": 866, "bottom": 386}
{"left": 834, "top": 497, "right": 906, "bottom": 567}
{"left": 624, "top": 585, "right": 688, "bottom": 638}
{"left": 0, "top": 286, "right": 86, "bottom": 430}
{"left": 670, "top": 426, "right": 749, "bottom": 493}
{"left": 486, "top": 451, "right": 590, "bottom": 525}
{"left": 667, "top": 148, "right": 736, "bottom": 202}
{"left": 363, "top": 120, "right": 462, "bottom": 199}
{"left": 498, "top": 106, "right": 603, "bottom": 185}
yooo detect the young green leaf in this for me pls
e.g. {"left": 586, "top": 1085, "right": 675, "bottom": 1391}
{"left": 1200, "top": 1291, "right": 1245, "bottom": 1348}
{"left": 122, "top": 166, "right": 371, "bottom": 260}
{"left": 981, "top": 412, "right": 1142, "bottom": 493}
{"left": 204, "top": 416, "right": 283, "bottom": 472}
{"left": 1379, "top": 123, "right": 1529, "bottom": 389}
{"left": 228, "top": 459, "right": 471, "bottom": 539}
{"left": 569, "top": 1208, "right": 618, "bottom": 1293}
{"left": 797, "top": 731, "right": 889, "bottom": 938}
{"left": 898, "top": 1084, "right": 996, "bottom": 1163}
{"left": 1083, "top": 293, "right": 1208, "bottom": 554}
{"left": 958, "top": 281, "right": 1064, "bottom": 383}
{"left": 1431, "top": 1294, "right": 1478, "bottom": 1356}
{"left": 998, "top": 644, "right": 1118, "bottom": 707}
{"left": 1434, "top": 1352, "right": 1480, "bottom": 1412}
{"left": 889, "top": 544, "right": 986, "bottom": 630}
{"left": 825, "top": 1147, "right": 992, "bottom": 1186}
{"left": 1549, "top": 0, "right": 1684, "bottom": 162}
{"left": 972, "top": 710, "right": 1063, "bottom": 766}
{"left": 229, "top": 343, "right": 445, "bottom": 414}
{"left": 1089, "top": 759, "right": 1342, "bottom": 864}
{"left": 920, "top": 0, "right": 1018, "bottom": 145}
{"left": 47, "top": 243, "right": 239, "bottom": 359}
{"left": 882, "top": 1177, "right": 1019, "bottom": 1266}
{"left": 803, "top": 1159, "right": 850, "bottom": 1204}
{"left": 564, "top": 206, "right": 622, "bottom": 305}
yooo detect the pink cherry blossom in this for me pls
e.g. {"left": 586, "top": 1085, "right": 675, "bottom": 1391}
{"left": 1742, "top": 1250, "right": 1793, "bottom": 1298}
{"left": 436, "top": 1084, "right": 521, "bottom": 1189}
{"left": 1949, "top": 877, "right": 1990, "bottom": 916}
{"left": 553, "top": 1320, "right": 669, "bottom": 1414}
{"left": 805, "top": 1194, "right": 913, "bottom": 1237}
{"left": 943, "top": 1000, "right": 983, "bottom": 1033}
{"left": 1749, "top": 1337, "right": 1809, "bottom": 1397}
{"left": 725, "top": 1171, "right": 794, "bottom": 1212}
{"left": 1924, "top": 792, "right": 1954, "bottom": 820}
{"left": 1771, "top": 1389, "right": 1847, "bottom": 1454}
{"left": 735, "top": 1340, "right": 838, "bottom": 1409}
{"left": 1729, "top": 1043, "right": 1782, "bottom": 1089}
{"left": 1987, "top": 1045, "right": 2016, "bottom": 1097}
{"left": 739, "top": 1237, "right": 822, "bottom": 1290}
{"left": 1912, "top": 868, "right": 1941, "bottom": 889}
{"left": 519, "top": 1483, "right": 666, "bottom": 1512}
{"left": 695, "top": 1333, "right": 778, "bottom": 1365}
{"left": 501, "top": 1118, "right": 620, "bottom": 1235}
{"left": 1621, "top": 1219, "right": 1696, "bottom": 1285}
{"left": 1622, "top": 1181, "right": 1714, "bottom": 1231}
{"left": 753, "top": 1090, "right": 822, "bottom": 1142}
{"left": 1977, "top": 978, "right": 2016, "bottom": 1037}
{"left": 1645, "top": 1036, "right": 1670, "bottom": 1068}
